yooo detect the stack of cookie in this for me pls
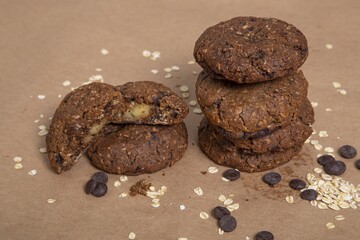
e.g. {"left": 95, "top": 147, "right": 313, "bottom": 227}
{"left": 194, "top": 16, "right": 314, "bottom": 172}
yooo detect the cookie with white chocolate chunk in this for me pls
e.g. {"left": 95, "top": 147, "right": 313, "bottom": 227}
{"left": 46, "top": 81, "right": 188, "bottom": 173}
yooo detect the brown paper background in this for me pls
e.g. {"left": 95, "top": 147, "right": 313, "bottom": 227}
{"left": 1, "top": 0, "right": 360, "bottom": 239}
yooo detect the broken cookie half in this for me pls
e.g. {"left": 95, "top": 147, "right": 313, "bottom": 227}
{"left": 46, "top": 81, "right": 189, "bottom": 173}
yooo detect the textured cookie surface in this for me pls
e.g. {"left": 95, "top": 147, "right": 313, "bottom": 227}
{"left": 198, "top": 119, "right": 302, "bottom": 172}
{"left": 196, "top": 70, "right": 308, "bottom": 133}
{"left": 46, "top": 81, "right": 188, "bottom": 173}
{"left": 211, "top": 98, "right": 314, "bottom": 153}
{"left": 87, "top": 122, "right": 188, "bottom": 175}
{"left": 194, "top": 16, "right": 308, "bottom": 83}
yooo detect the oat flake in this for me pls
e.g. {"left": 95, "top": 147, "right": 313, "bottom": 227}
{"left": 332, "top": 82, "right": 341, "bottom": 88}
{"left": 326, "top": 44, "right": 333, "bottom": 50}
{"left": 199, "top": 211, "right": 209, "bottom": 219}
{"left": 193, "top": 108, "right": 202, "bottom": 114}
{"left": 189, "top": 100, "right": 197, "bottom": 107}
{"left": 14, "top": 163, "right": 23, "bottom": 170}
{"left": 114, "top": 181, "right": 121, "bottom": 187}
{"left": 100, "top": 49, "right": 109, "bottom": 55}
{"left": 179, "top": 204, "right": 186, "bottom": 210}
{"left": 337, "top": 89, "right": 347, "bottom": 95}
{"left": 128, "top": 232, "right": 136, "bottom": 239}
{"left": 13, "top": 156, "right": 22, "bottom": 162}
{"left": 208, "top": 166, "right": 219, "bottom": 173}
{"left": 62, "top": 80, "right": 71, "bottom": 86}
{"left": 325, "top": 222, "right": 335, "bottom": 229}
{"left": 194, "top": 187, "right": 204, "bottom": 196}
{"left": 47, "top": 199, "right": 56, "bottom": 204}
{"left": 179, "top": 85, "right": 189, "bottom": 92}
{"left": 39, "top": 147, "right": 47, "bottom": 153}
{"left": 150, "top": 69, "right": 159, "bottom": 74}
{"left": 28, "top": 169, "right": 37, "bottom": 176}
{"left": 37, "top": 95, "right": 46, "bottom": 100}
{"left": 311, "top": 102, "right": 318, "bottom": 107}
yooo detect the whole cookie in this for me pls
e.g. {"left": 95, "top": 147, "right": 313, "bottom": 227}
{"left": 46, "top": 81, "right": 188, "bottom": 173}
{"left": 198, "top": 118, "right": 302, "bottom": 172}
{"left": 87, "top": 122, "right": 188, "bottom": 175}
{"left": 210, "top": 98, "right": 314, "bottom": 153}
{"left": 194, "top": 16, "right": 308, "bottom": 83}
{"left": 196, "top": 70, "right": 308, "bottom": 133}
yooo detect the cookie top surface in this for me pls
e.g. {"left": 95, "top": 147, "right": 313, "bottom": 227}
{"left": 87, "top": 122, "right": 188, "bottom": 175}
{"left": 194, "top": 16, "right": 308, "bottom": 83}
{"left": 196, "top": 70, "right": 308, "bottom": 133}
{"left": 198, "top": 118, "right": 302, "bottom": 172}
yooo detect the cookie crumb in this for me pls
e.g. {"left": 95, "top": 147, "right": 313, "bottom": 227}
{"left": 129, "top": 179, "right": 152, "bottom": 196}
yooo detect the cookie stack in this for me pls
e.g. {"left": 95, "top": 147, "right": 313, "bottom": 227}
{"left": 193, "top": 16, "right": 314, "bottom": 172}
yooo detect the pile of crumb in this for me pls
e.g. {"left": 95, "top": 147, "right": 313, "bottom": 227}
{"left": 129, "top": 179, "right": 152, "bottom": 196}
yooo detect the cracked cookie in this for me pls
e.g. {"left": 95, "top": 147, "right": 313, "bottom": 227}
{"left": 86, "top": 122, "right": 188, "bottom": 175}
{"left": 210, "top": 98, "right": 314, "bottom": 153}
{"left": 198, "top": 118, "right": 302, "bottom": 172}
{"left": 194, "top": 16, "right": 308, "bottom": 84}
{"left": 195, "top": 70, "right": 308, "bottom": 133}
{"left": 46, "top": 81, "right": 188, "bottom": 173}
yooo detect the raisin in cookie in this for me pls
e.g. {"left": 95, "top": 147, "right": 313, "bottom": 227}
{"left": 87, "top": 122, "right": 188, "bottom": 175}
{"left": 194, "top": 16, "right": 308, "bottom": 83}
{"left": 196, "top": 70, "right": 308, "bottom": 133}
{"left": 198, "top": 118, "right": 302, "bottom": 172}
{"left": 46, "top": 81, "right": 188, "bottom": 173}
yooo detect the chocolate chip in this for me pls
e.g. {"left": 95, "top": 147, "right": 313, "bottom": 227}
{"left": 212, "top": 206, "right": 230, "bottom": 220}
{"left": 317, "top": 155, "right": 335, "bottom": 166}
{"left": 255, "top": 231, "right": 274, "bottom": 240}
{"left": 223, "top": 169, "right": 240, "bottom": 181}
{"left": 219, "top": 215, "right": 237, "bottom": 232}
{"left": 289, "top": 179, "right": 306, "bottom": 190}
{"left": 339, "top": 145, "right": 357, "bottom": 159}
{"left": 91, "top": 171, "right": 108, "bottom": 183}
{"left": 84, "top": 179, "right": 97, "bottom": 194}
{"left": 324, "top": 160, "right": 346, "bottom": 176}
{"left": 355, "top": 160, "right": 360, "bottom": 170}
{"left": 300, "top": 189, "right": 318, "bottom": 201}
{"left": 263, "top": 172, "right": 281, "bottom": 186}
{"left": 91, "top": 182, "right": 107, "bottom": 197}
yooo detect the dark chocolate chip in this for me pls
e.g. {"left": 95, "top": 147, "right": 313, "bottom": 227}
{"left": 91, "top": 171, "right": 108, "bottom": 183}
{"left": 212, "top": 206, "right": 230, "bottom": 220}
{"left": 355, "top": 159, "right": 360, "bottom": 170}
{"left": 263, "top": 172, "right": 281, "bottom": 186}
{"left": 300, "top": 189, "right": 318, "bottom": 201}
{"left": 219, "top": 215, "right": 237, "bottom": 232}
{"left": 339, "top": 145, "right": 357, "bottom": 159}
{"left": 223, "top": 169, "right": 240, "bottom": 181}
{"left": 289, "top": 179, "right": 306, "bottom": 190}
{"left": 255, "top": 231, "right": 274, "bottom": 240}
{"left": 91, "top": 182, "right": 107, "bottom": 197}
{"left": 55, "top": 153, "right": 63, "bottom": 165}
{"left": 324, "top": 161, "right": 346, "bottom": 176}
{"left": 317, "top": 155, "right": 335, "bottom": 166}
{"left": 84, "top": 179, "right": 97, "bottom": 194}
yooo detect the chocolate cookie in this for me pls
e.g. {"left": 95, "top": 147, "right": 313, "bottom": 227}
{"left": 210, "top": 98, "right": 314, "bottom": 153}
{"left": 194, "top": 16, "right": 308, "bottom": 83}
{"left": 196, "top": 70, "right": 308, "bottom": 133}
{"left": 87, "top": 122, "right": 188, "bottom": 175}
{"left": 198, "top": 118, "right": 302, "bottom": 172}
{"left": 46, "top": 81, "right": 188, "bottom": 173}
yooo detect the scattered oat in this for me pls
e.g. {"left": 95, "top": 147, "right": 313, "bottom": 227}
{"left": 150, "top": 51, "right": 161, "bottom": 60}
{"left": 150, "top": 69, "right": 159, "bottom": 74}
{"left": 221, "top": 177, "right": 230, "bottom": 182}
{"left": 314, "top": 168, "right": 322, "bottom": 174}
{"left": 193, "top": 108, "right": 202, "bottom": 114}
{"left": 178, "top": 238, "right": 188, "bottom": 240}
{"left": 160, "top": 186, "right": 167, "bottom": 192}
{"left": 40, "top": 114, "right": 44, "bottom": 118}
{"left": 128, "top": 232, "right": 136, "bottom": 239}
{"left": 47, "top": 199, "right": 56, "bottom": 204}
{"left": 114, "top": 181, "right": 121, "bottom": 187}
{"left": 13, "top": 156, "right": 22, "bottom": 162}
{"left": 189, "top": 100, "right": 197, "bottom": 107}
{"left": 332, "top": 82, "right": 341, "bottom": 88}
{"left": 305, "top": 138, "right": 310, "bottom": 144}
{"left": 208, "top": 166, "right": 219, "bottom": 173}
{"left": 311, "top": 101, "right": 318, "bottom": 107}
{"left": 311, "top": 200, "right": 318, "bottom": 207}
{"left": 194, "top": 187, "right": 204, "bottom": 196}
{"left": 38, "top": 129, "right": 48, "bottom": 136}
{"left": 319, "top": 131, "right": 328, "bottom": 138}
{"left": 286, "top": 196, "right": 294, "bottom": 204}
{"left": 119, "top": 193, "right": 128, "bottom": 198}
{"left": 164, "top": 73, "right": 172, "bottom": 79}
{"left": 151, "top": 202, "right": 160, "bottom": 208}
{"left": 335, "top": 215, "right": 345, "bottom": 221}
{"left": 34, "top": 119, "right": 40, "bottom": 123}
{"left": 164, "top": 67, "right": 172, "bottom": 73}
{"left": 28, "top": 169, "right": 37, "bottom": 176}
{"left": 218, "top": 194, "right": 226, "bottom": 202}
{"left": 224, "top": 198, "right": 234, "bottom": 206}
{"left": 87, "top": 74, "right": 104, "bottom": 83}
{"left": 227, "top": 203, "right": 240, "bottom": 212}
{"left": 218, "top": 228, "right": 224, "bottom": 235}
{"left": 39, "top": 147, "right": 47, "bottom": 153}
{"left": 100, "top": 48, "right": 109, "bottom": 55}
{"left": 58, "top": 94, "right": 62, "bottom": 98}
{"left": 200, "top": 211, "right": 209, "bottom": 219}
{"left": 324, "top": 147, "right": 334, "bottom": 153}
{"left": 337, "top": 89, "right": 347, "bottom": 95}
{"left": 142, "top": 50, "right": 151, "bottom": 57}
{"left": 182, "top": 92, "right": 190, "bottom": 99}
{"left": 325, "top": 222, "right": 335, "bottom": 229}
{"left": 37, "top": 95, "right": 46, "bottom": 100}
{"left": 325, "top": 44, "right": 333, "bottom": 50}
{"left": 179, "top": 204, "right": 186, "bottom": 210}
{"left": 62, "top": 80, "right": 71, "bottom": 86}
{"left": 149, "top": 186, "right": 156, "bottom": 191}
{"left": 179, "top": 85, "right": 189, "bottom": 92}
{"left": 192, "top": 70, "right": 198, "bottom": 75}
{"left": 120, "top": 175, "right": 128, "bottom": 182}
{"left": 314, "top": 144, "right": 323, "bottom": 151}
{"left": 38, "top": 125, "right": 46, "bottom": 130}
{"left": 95, "top": 68, "right": 102, "bottom": 72}
{"left": 246, "top": 237, "right": 250, "bottom": 240}
{"left": 14, "top": 163, "right": 23, "bottom": 170}
{"left": 171, "top": 65, "right": 180, "bottom": 71}
{"left": 318, "top": 202, "right": 328, "bottom": 209}
{"left": 325, "top": 108, "right": 333, "bottom": 112}
{"left": 310, "top": 140, "right": 319, "bottom": 145}
{"left": 321, "top": 174, "right": 332, "bottom": 180}
{"left": 187, "top": 60, "right": 195, "bottom": 65}
{"left": 152, "top": 198, "right": 160, "bottom": 203}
